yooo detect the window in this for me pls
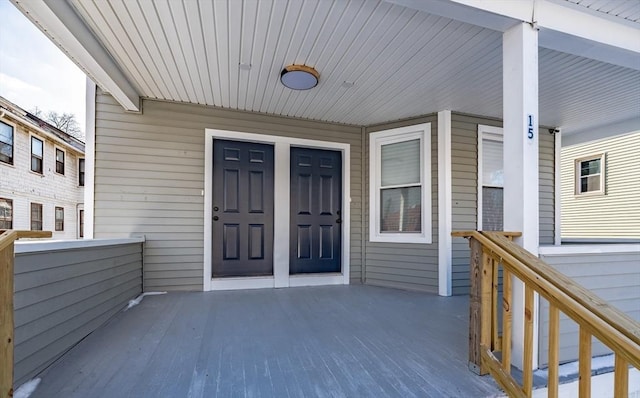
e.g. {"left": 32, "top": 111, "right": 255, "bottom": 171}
{"left": 369, "top": 123, "right": 431, "bottom": 243}
{"left": 481, "top": 133, "right": 504, "bottom": 231}
{"left": 56, "top": 148, "right": 65, "bottom": 175}
{"left": 55, "top": 207, "right": 64, "bottom": 231}
{"left": 31, "top": 136, "right": 43, "bottom": 174}
{"left": 0, "top": 121, "right": 13, "bottom": 165}
{"left": 0, "top": 198, "right": 12, "bottom": 229}
{"left": 31, "top": 203, "right": 43, "bottom": 231}
{"left": 79, "top": 158, "right": 85, "bottom": 186}
{"left": 79, "top": 209, "right": 84, "bottom": 238}
{"left": 576, "top": 154, "right": 605, "bottom": 195}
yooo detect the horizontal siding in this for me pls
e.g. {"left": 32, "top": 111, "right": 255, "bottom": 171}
{"left": 13, "top": 243, "right": 143, "bottom": 386}
{"left": 363, "top": 116, "right": 439, "bottom": 294}
{"left": 451, "top": 114, "right": 556, "bottom": 295}
{"left": 94, "top": 92, "right": 363, "bottom": 290}
{"left": 561, "top": 131, "right": 640, "bottom": 238}
{"left": 538, "top": 250, "right": 640, "bottom": 366}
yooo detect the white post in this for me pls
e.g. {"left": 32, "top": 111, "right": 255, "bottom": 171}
{"left": 438, "top": 110, "right": 452, "bottom": 296}
{"left": 503, "top": 22, "right": 540, "bottom": 370}
{"left": 84, "top": 77, "right": 96, "bottom": 239}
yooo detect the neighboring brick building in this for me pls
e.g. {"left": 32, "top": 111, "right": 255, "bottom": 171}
{"left": 0, "top": 96, "right": 85, "bottom": 239}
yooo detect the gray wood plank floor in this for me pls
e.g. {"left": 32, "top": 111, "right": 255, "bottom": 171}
{"left": 30, "top": 285, "right": 502, "bottom": 397}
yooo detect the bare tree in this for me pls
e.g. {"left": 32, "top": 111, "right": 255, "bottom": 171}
{"left": 29, "top": 108, "right": 84, "bottom": 139}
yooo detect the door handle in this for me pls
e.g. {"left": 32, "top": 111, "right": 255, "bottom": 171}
{"left": 213, "top": 216, "right": 219, "bottom": 221}
{"left": 336, "top": 219, "right": 342, "bottom": 224}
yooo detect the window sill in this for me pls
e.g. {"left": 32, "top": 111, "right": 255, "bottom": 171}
{"left": 369, "top": 233, "right": 432, "bottom": 244}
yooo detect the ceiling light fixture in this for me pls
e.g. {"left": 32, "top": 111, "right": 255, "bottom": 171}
{"left": 280, "top": 65, "right": 319, "bottom": 90}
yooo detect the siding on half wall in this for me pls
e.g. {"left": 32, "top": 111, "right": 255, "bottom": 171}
{"left": 13, "top": 241, "right": 143, "bottom": 386}
{"left": 450, "top": 114, "right": 555, "bottom": 295}
{"left": 363, "top": 116, "right": 439, "bottom": 293}
{"left": 93, "top": 92, "right": 363, "bottom": 290}
{"left": 561, "top": 131, "right": 640, "bottom": 239}
{"left": 538, "top": 248, "right": 640, "bottom": 366}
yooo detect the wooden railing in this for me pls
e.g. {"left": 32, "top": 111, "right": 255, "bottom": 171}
{"left": 1, "top": 230, "right": 51, "bottom": 398}
{"left": 452, "top": 231, "right": 640, "bottom": 398}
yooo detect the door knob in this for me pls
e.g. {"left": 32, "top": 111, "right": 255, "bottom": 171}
{"left": 213, "top": 206, "right": 219, "bottom": 211}
{"left": 213, "top": 216, "right": 219, "bottom": 221}
{"left": 336, "top": 219, "right": 342, "bottom": 224}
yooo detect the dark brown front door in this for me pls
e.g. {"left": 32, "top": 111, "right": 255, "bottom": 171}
{"left": 290, "top": 147, "right": 342, "bottom": 274}
{"left": 212, "top": 139, "right": 274, "bottom": 277}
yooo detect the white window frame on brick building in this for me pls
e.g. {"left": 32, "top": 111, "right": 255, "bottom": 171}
{"left": 0, "top": 198, "right": 12, "bottom": 229}
{"left": 55, "top": 147, "right": 66, "bottom": 175}
{"left": 31, "top": 135, "right": 44, "bottom": 174}
{"left": 0, "top": 120, "right": 15, "bottom": 166}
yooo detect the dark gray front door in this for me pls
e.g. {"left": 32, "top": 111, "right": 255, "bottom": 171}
{"left": 213, "top": 139, "right": 274, "bottom": 277}
{"left": 290, "top": 147, "right": 342, "bottom": 274}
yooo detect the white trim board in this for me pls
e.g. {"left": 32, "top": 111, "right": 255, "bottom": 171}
{"left": 203, "top": 129, "right": 351, "bottom": 291}
{"left": 437, "top": 111, "right": 452, "bottom": 296}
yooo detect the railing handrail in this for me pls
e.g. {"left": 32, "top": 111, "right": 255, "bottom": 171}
{"left": 458, "top": 230, "right": 640, "bottom": 367}
{"left": 484, "top": 231, "right": 640, "bottom": 347}
{"left": 453, "top": 230, "right": 640, "bottom": 397}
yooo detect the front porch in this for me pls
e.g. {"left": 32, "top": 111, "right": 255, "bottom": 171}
{"left": 30, "top": 285, "right": 501, "bottom": 398}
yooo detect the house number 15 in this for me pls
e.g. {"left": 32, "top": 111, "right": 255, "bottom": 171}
{"left": 527, "top": 114, "right": 534, "bottom": 141}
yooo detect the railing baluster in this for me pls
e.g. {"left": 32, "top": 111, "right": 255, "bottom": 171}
{"left": 579, "top": 326, "right": 592, "bottom": 398}
{"left": 523, "top": 285, "right": 534, "bottom": 397}
{"left": 502, "top": 267, "right": 512, "bottom": 374}
{"left": 614, "top": 355, "right": 628, "bottom": 398}
{"left": 492, "top": 255, "right": 499, "bottom": 351}
{"left": 548, "top": 305, "right": 559, "bottom": 398}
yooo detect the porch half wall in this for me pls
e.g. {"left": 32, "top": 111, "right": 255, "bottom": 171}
{"left": 93, "top": 91, "right": 363, "bottom": 290}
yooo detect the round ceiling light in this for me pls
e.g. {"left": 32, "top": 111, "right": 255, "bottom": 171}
{"left": 280, "top": 65, "right": 319, "bottom": 90}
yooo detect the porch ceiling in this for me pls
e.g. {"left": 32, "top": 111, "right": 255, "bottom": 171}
{"left": 14, "top": 0, "right": 640, "bottom": 139}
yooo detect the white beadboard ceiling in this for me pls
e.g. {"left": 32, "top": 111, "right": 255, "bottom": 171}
{"left": 55, "top": 0, "right": 640, "bottom": 135}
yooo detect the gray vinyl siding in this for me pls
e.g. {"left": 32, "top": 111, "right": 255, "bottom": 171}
{"left": 538, "top": 249, "right": 640, "bottom": 366}
{"left": 363, "top": 116, "right": 439, "bottom": 293}
{"left": 561, "top": 131, "right": 640, "bottom": 239}
{"left": 13, "top": 242, "right": 143, "bottom": 386}
{"left": 450, "top": 114, "right": 556, "bottom": 295}
{"left": 94, "top": 92, "right": 363, "bottom": 290}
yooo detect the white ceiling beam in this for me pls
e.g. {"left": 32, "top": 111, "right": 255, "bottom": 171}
{"left": 11, "top": 0, "right": 140, "bottom": 112}
{"left": 385, "top": 0, "right": 640, "bottom": 70}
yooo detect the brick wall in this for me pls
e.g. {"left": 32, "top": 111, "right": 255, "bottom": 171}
{"left": 0, "top": 118, "right": 84, "bottom": 239}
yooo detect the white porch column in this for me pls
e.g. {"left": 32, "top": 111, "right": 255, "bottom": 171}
{"left": 503, "top": 22, "right": 540, "bottom": 370}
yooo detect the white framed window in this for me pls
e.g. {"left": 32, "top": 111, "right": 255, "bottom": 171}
{"left": 477, "top": 125, "right": 504, "bottom": 231}
{"left": 575, "top": 154, "right": 605, "bottom": 195}
{"left": 55, "top": 147, "right": 65, "bottom": 175}
{"left": 0, "top": 120, "right": 14, "bottom": 165}
{"left": 369, "top": 123, "right": 431, "bottom": 243}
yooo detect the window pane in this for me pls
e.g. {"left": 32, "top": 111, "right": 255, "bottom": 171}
{"left": 0, "top": 122, "right": 12, "bottom": 144}
{"left": 31, "top": 203, "right": 42, "bottom": 231}
{"left": 381, "top": 139, "right": 420, "bottom": 186}
{"left": 56, "top": 149, "right": 64, "bottom": 162}
{"left": 380, "top": 186, "right": 421, "bottom": 232}
{"left": 482, "top": 139, "right": 503, "bottom": 186}
{"left": 31, "top": 137, "right": 43, "bottom": 156}
{"left": 0, "top": 198, "right": 12, "bottom": 229}
{"left": 482, "top": 187, "right": 503, "bottom": 231}
{"left": 581, "top": 175, "right": 601, "bottom": 193}
{"left": 31, "top": 157, "right": 42, "bottom": 173}
{"left": 55, "top": 207, "right": 64, "bottom": 231}
{"left": 580, "top": 159, "right": 600, "bottom": 176}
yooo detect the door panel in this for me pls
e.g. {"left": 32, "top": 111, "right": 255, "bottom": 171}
{"left": 290, "top": 147, "right": 342, "bottom": 274}
{"left": 213, "top": 139, "right": 274, "bottom": 277}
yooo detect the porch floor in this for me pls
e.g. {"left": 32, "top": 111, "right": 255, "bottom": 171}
{"left": 31, "top": 285, "right": 502, "bottom": 397}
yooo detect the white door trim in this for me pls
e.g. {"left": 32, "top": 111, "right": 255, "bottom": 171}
{"left": 203, "top": 129, "right": 351, "bottom": 291}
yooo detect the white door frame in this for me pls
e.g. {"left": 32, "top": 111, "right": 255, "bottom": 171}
{"left": 203, "top": 128, "right": 351, "bottom": 291}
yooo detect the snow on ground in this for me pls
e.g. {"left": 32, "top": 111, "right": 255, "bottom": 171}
{"left": 124, "top": 291, "right": 167, "bottom": 311}
{"left": 13, "top": 378, "right": 40, "bottom": 398}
